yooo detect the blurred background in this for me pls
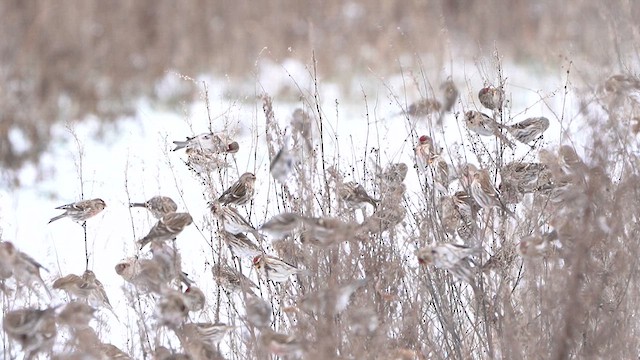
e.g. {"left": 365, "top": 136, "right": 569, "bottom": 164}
{"left": 1, "top": 0, "right": 638, "bottom": 176}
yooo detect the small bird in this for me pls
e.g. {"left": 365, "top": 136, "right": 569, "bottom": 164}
{"left": 441, "top": 80, "right": 459, "bottom": 113}
{"left": 218, "top": 172, "right": 256, "bottom": 206}
{"left": 500, "top": 162, "right": 553, "bottom": 194}
{"left": 416, "top": 243, "right": 480, "bottom": 285}
{"left": 338, "top": 181, "right": 379, "bottom": 209}
{"left": 405, "top": 98, "right": 442, "bottom": 117}
{"left": 212, "top": 265, "right": 258, "bottom": 295}
{"left": 1, "top": 241, "right": 51, "bottom": 297}
{"left": 464, "top": 111, "right": 515, "bottom": 148}
{"left": 558, "top": 145, "right": 587, "bottom": 175}
{"left": 129, "top": 196, "right": 178, "bottom": 219}
{"left": 53, "top": 273, "right": 89, "bottom": 299}
{"left": 299, "top": 279, "right": 367, "bottom": 314}
{"left": 81, "top": 270, "right": 112, "bottom": 310}
{"left": 222, "top": 231, "right": 261, "bottom": 258}
{"left": 115, "top": 257, "right": 178, "bottom": 293}
{"left": 185, "top": 148, "right": 232, "bottom": 174}
{"left": 470, "top": 168, "right": 514, "bottom": 216}
{"left": 3, "top": 307, "right": 57, "bottom": 357}
{"left": 156, "top": 289, "right": 189, "bottom": 328}
{"left": 260, "top": 329, "right": 305, "bottom": 357}
{"left": 99, "top": 343, "right": 132, "bottom": 360}
{"left": 414, "top": 135, "right": 436, "bottom": 172}
{"left": 300, "top": 217, "right": 357, "bottom": 246}
{"left": 380, "top": 162, "right": 409, "bottom": 184}
{"left": 478, "top": 86, "right": 504, "bottom": 110}
{"left": 57, "top": 301, "right": 96, "bottom": 329}
{"left": 182, "top": 322, "right": 235, "bottom": 345}
{"left": 172, "top": 132, "right": 239, "bottom": 154}
{"left": 245, "top": 295, "right": 272, "bottom": 328}
{"left": 270, "top": 146, "right": 296, "bottom": 183}
{"left": 210, "top": 203, "right": 257, "bottom": 236}
{"left": 290, "top": 108, "right": 314, "bottom": 151}
{"left": 49, "top": 198, "right": 106, "bottom": 224}
{"left": 183, "top": 286, "right": 206, "bottom": 312}
{"left": 518, "top": 230, "right": 558, "bottom": 257}
{"left": 504, "top": 117, "right": 550, "bottom": 144}
{"left": 253, "top": 255, "right": 304, "bottom": 283}
{"left": 138, "top": 212, "right": 193, "bottom": 249}
{"left": 259, "top": 212, "right": 304, "bottom": 240}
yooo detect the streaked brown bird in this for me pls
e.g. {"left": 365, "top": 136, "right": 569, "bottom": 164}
{"left": 470, "top": 168, "right": 514, "bottom": 216}
{"left": 441, "top": 80, "right": 459, "bottom": 112}
{"left": 253, "top": 255, "right": 304, "bottom": 283}
{"left": 259, "top": 212, "right": 304, "bottom": 240}
{"left": 49, "top": 198, "right": 106, "bottom": 224}
{"left": 222, "top": 231, "right": 261, "bottom": 258}
{"left": 504, "top": 117, "right": 550, "bottom": 144}
{"left": 478, "top": 86, "right": 504, "bottom": 110}
{"left": 3, "top": 307, "right": 57, "bottom": 358}
{"left": 338, "top": 181, "right": 379, "bottom": 209}
{"left": 416, "top": 243, "right": 480, "bottom": 285}
{"left": 464, "top": 111, "right": 515, "bottom": 148}
{"left": 218, "top": 172, "right": 256, "bottom": 206}
{"left": 129, "top": 196, "right": 178, "bottom": 219}
{"left": 212, "top": 265, "right": 258, "bottom": 295}
{"left": 183, "top": 286, "right": 206, "bottom": 312}
{"left": 138, "top": 212, "right": 193, "bottom": 249}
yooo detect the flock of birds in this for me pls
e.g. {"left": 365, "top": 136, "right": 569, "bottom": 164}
{"left": 1, "top": 73, "right": 639, "bottom": 359}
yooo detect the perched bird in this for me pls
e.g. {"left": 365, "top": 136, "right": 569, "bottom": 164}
{"left": 99, "top": 344, "right": 132, "bottom": 360}
{"left": 299, "top": 279, "right": 367, "bottom": 315}
{"left": 464, "top": 111, "right": 515, "bottom": 148}
{"left": 53, "top": 273, "right": 89, "bottom": 300}
{"left": 259, "top": 212, "right": 304, "bottom": 240}
{"left": 441, "top": 80, "right": 459, "bottom": 113}
{"left": 156, "top": 289, "right": 189, "bottom": 328}
{"left": 1, "top": 241, "right": 50, "bottom": 297}
{"left": 183, "top": 286, "right": 206, "bottom": 312}
{"left": 500, "top": 162, "right": 553, "bottom": 194}
{"left": 182, "top": 322, "right": 235, "bottom": 345}
{"left": 81, "top": 270, "right": 112, "bottom": 310}
{"left": 478, "top": 86, "right": 504, "bottom": 110}
{"left": 416, "top": 243, "right": 480, "bottom": 285}
{"left": 347, "top": 308, "right": 379, "bottom": 336}
{"left": 245, "top": 295, "right": 272, "bottom": 328}
{"left": 222, "top": 231, "right": 261, "bottom": 258}
{"left": 129, "top": 196, "right": 178, "bottom": 219}
{"left": 210, "top": 203, "right": 258, "bottom": 236}
{"left": 558, "top": 145, "right": 587, "bottom": 175}
{"left": 405, "top": 98, "right": 442, "bottom": 117}
{"left": 138, "top": 212, "right": 193, "bottom": 249}
{"left": 518, "top": 230, "right": 558, "bottom": 257}
{"left": 172, "top": 132, "right": 239, "bottom": 154}
{"left": 3, "top": 307, "right": 57, "bottom": 357}
{"left": 253, "top": 255, "right": 304, "bottom": 283}
{"left": 504, "top": 117, "right": 550, "bottom": 144}
{"left": 185, "top": 148, "right": 232, "bottom": 174}
{"left": 300, "top": 217, "right": 358, "bottom": 246}
{"left": 48, "top": 198, "right": 106, "bottom": 224}
{"left": 260, "top": 329, "right": 305, "bottom": 358}
{"left": 470, "top": 168, "right": 514, "bottom": 216}
{"left": 338, "top": 181, "right": 379, "bottom": 209}
{"left": 0, "top": 240, "right": 15, "bottom": 280}
{"left": 270, "top": 146, "right": 296, "bottom": 183}
{"left": 291, "top": 108, "right": 314, "bottom": 151}
{"left": 115, "top": 257, "right": 187, "bottom": 293}
{"left": 218, "top": 172, "right": 256, "bottom": 206}
{"left": 414, "top": 135, "right": 437, "bottom": 172}
{"left": 603, "top": 74, "right": 640, "bottom": 95}
{"left": 57, "top": 301, "right": 96, "bottom": 329}
{"left": 212, "top": 265, "right": 258, "bottom": 295}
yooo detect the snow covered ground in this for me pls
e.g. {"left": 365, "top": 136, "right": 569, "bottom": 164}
{"left": 0, "top": 58, "right": 577, "bottom": 356}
